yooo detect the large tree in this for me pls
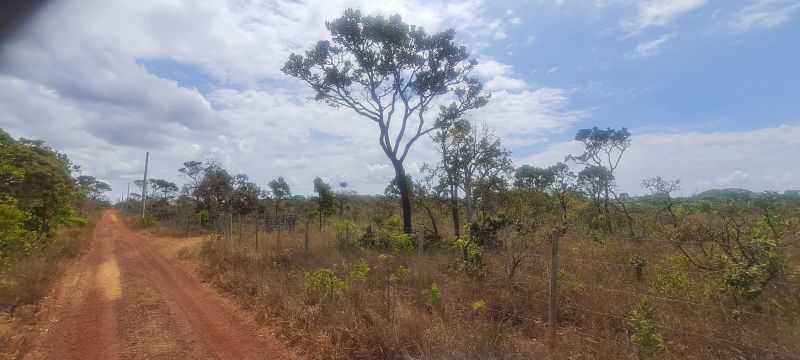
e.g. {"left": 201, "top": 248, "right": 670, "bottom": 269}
{"left": 567, "top": 127, "right": 631, "bottom": 232}
{"left": 283, "top": 9, "right": 488, "bottom": 233}
{"left": 268, "top": 176, "right": 291, "bottom": 215}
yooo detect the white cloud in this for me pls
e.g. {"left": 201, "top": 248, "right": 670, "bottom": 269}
{"left": 485, "top": 76, "right": 528, "bottom": 91}
{"left": 520, "top": 124, "right": 800, "bottom": 195}
{"left": 626, "top": 0, "right": 709, "bottom": 31}
{"left": 731, "top": 0, "right": 800, "bottom": 31}
{"left": 626, "top": 32, "right": 678, "bottom": 57}
{"left": 475, "top": 88, "right": 588, "bottom": 147}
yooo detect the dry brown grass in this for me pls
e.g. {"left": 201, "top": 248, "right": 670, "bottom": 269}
{"left": 0, "top": 217, "right": 98, "bottom": 359}
{"left": 191, "top": 223, "right": 800, "bottom": 359}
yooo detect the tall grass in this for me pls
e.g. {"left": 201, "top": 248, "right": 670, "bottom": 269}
{"left": 193, "top": 223, "right": 800, "bottom": 359}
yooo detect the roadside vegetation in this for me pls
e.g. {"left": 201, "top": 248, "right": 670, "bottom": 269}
{"left": 0, "top": 129, "right": 107, "bottom": 357}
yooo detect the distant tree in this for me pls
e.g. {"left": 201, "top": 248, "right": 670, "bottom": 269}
{"left": 578, "top": 166, "right": 614, "bottom": 211}
{"left": 75, "top": 175, "right": 112, "bottom": 201}
{"left": 567, "top": 127, "right": 631, "bottom": 233}
{"left": 148, "top": 179, "right": 178, "bottom": 202}
{"left": 178, "top": 161, "right": 205, "bottom": 196}
{"left": 283, "top": 9, "right": 488, "bottom": 233}
{"left": 547, "top": 162, "right": 576, "bottom": 220}
{"left": 194, "top": 164, "right": 233, "bottom": 218}
{"left": 513, "top": 165, "right": 554, "bottom": 190}
{"left": 641, "top": 176, "right": 681, "bottom": 226}
{"left": 229, "top": 174, "right": 262, "bottom": 215}
{"left": 751, "top": 191, "right": 781, "bottom": 238}
{"left": 313, "top": 177, "right": 336, "bottom": 230}
{"left": 268, "top": 176, "right": 292, "bottom": 214}
{"left": 430, "top": 120, "right": 511, "bottom": 232}
{"left": 334, "top": 181, "right": 356, "bottom": 217}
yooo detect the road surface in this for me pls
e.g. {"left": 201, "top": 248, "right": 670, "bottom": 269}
{"left": 28, "top": 210, "right": 295, "bottom": 359}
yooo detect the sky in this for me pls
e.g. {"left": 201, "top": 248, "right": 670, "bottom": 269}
{"left": 0, "top": 0, "right": 798, "bottom": 198}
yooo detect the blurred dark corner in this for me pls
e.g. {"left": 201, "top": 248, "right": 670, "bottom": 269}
{"left": 0, "top": 0, "right": 51, "bottom": 43}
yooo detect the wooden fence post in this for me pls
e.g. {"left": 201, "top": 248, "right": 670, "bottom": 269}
{"left": 549, "top": 228, "right": 561, "bottom": 353}
{"left": 276, "top": 223, "right": 282, "bottom": 257}
{"left": 228, "top": 212, "right": 233, "bottom": 241}
{"left": 304, "top": 220, "right": 310, "bottom": 259}
{"left": 255, "top": 215, "right": 259, "bottom": 252}
{"left": 417, "top": 225, "right": 425, "bottom": 254}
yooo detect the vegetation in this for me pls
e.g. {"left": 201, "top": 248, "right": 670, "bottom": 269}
{"left": 2, "top": 8, "right": 798, "bottom": 360}
{"left": 103, "top": 10, "right": 798, "bottom": 359}
{"left": 0, "top": 129, "right": 105, "bottom": 355}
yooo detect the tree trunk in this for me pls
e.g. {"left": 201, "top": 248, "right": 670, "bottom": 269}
{"left": 464, "top": 170, "right": 473, "bottom": 224}
{"left": 603, "top": 187, "right": 612, "bottom": 234}
{"left": 391, "top": 159, "right": 413, "bottom": 234}
{"left": 424, "top": 205, "right": 439, "bottom": 237}
{"left": 450, "top": 184, "right": 461, "bottom": 238}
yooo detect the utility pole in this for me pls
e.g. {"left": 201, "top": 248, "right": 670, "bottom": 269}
{"left": 141, "top": 151, "right": 149, "bottom": 219}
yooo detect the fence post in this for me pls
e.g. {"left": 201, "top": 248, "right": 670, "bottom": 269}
{"left": 417, "top": 225, "right": 425, "bottom": 254}
{"left": 255, "top": 215, "right": 259, "bottom": 252}
{"left": 549, "top": 228, "right": 560, "bottom": 353}
{"left": 277, "top": 223, "right": 282, "bottom": 257}
{"left": 304, "top": 220, "right": 310, "bottom": 259}
{"left": 228, "top": 212, "right": 233, "bottom": 241}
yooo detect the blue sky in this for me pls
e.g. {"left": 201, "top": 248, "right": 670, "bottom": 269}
{"left": 0, "top": 0, "right": 798, "bottom": 197}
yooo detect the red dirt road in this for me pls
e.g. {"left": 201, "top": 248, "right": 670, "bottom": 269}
{"left": 27, "top": 211, "right": 296, "bottom": 359}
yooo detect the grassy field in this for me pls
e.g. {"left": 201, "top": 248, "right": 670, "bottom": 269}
{"left": 159, "top": 212, "right": 800, "bottom": 360}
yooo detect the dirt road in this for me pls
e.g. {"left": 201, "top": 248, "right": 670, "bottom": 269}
{"left": 27, "top": 210, "right": 295, "bottom": 359}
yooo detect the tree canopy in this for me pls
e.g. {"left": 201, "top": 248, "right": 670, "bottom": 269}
{"left": 283, "top": 8, "right": 488, "bottom": 233}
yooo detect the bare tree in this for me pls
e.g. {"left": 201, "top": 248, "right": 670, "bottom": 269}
{"left": 642, "top": 176, "right": 681, "bottom": 226}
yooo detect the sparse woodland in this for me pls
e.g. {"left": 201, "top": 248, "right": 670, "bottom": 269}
{"left": 121, "top": 9, "right": 798, "bottom": 360}
{"left": 1, "top": 8, "right": 799, "bottom": 360}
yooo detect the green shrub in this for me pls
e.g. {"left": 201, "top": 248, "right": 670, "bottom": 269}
{"left": 430, "top": 283, "right": 441, "bottom": 307}
{"left": 386, "top": 214, "right": 403, "bottom": 234}
{"left": 196, "top": 210, "right": 210, "bottom": 227}
{"left": 334, "top": 219, "right": 360, "bottom": 249}
{"left": 472, "top": 299, "right": 486, "bottom": 311}
{"left": 653, "top": 256, "right": 716, "bottom": 302}
{"left": 390, "top": 265, "right": 411, "bottom": 281}
{"left": 389, "top": 233, "right": 415, "bottom": 254}
{"left": 304, "top": 268, "right": 347, "bottom": 298}
{"left": 628, "top": 297, "right": 664, "bottom": 357}
{"left": 347, "top": 258, "right": 370, "bottom": 281}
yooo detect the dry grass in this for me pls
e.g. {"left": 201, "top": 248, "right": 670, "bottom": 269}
{"left": 0, "top": 218, "right": 97, "bottom": 359}
{"left": 191, "top": 223, "right": 800, "bottom": 359}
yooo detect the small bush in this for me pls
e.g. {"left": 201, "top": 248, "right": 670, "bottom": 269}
{"left": 389, "top": 233, "right": 415, "bottom": 254}
{"left": 304, "top": 268, "right": 347, "bottom": 299}
{"left": 347, "top": 258, "right": 370, "bottom": 281}
{"left": 628, "top": 297, "right": 664, "bottom": 357}
{"left": 472, "top": 299, "right": 486, "bottom": 311}
{"left": 334, "top": 219, "right": 360, "bottom": 249}
{"left": 430, "top": 283, "right": 441, "bottom": 308}
{"left": 136, "top": 214, "right": 156, "bottom": 228}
